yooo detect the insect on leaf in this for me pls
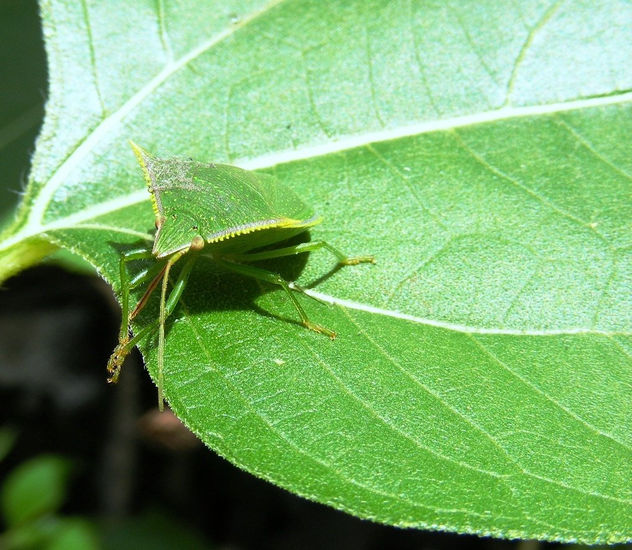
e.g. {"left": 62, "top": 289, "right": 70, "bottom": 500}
{"left": 108, "top": 144, "right": 374, "bottom": 411}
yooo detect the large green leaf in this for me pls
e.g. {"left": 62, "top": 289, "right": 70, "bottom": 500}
{"left": 1, "top": 0, "right": 631, "bottom": 543}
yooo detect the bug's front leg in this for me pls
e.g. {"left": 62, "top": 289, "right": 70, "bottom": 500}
{"left": 107, "top": 252, "right": 197, "bottom": 412}
{"left": 107, "top": 248, "right": 156, "bottom": 383}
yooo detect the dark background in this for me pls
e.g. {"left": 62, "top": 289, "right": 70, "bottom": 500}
{"left": 0, "top": 1, "right": 583, "bottom": 548}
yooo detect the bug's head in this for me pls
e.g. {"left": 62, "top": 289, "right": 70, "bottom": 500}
{"left": 152, "top": 211, "right": 203, "bottom": 258}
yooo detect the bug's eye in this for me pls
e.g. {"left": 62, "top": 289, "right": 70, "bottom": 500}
{"left": 190, "top": 235, "right": 205, "bottom": 251}
{"left": 191, "top": 225, "right": 198, "bottom": 231}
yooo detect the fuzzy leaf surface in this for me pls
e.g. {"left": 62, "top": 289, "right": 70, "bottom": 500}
{"left": 0, "top": 0, "right": 630, "bottom": 542}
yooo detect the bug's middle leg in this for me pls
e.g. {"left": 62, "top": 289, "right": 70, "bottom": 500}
{"left": 228, "top": 240, "right": 375, "bottom": 266}
{"left": 215, "top": 259, "right": 336, "bottom": 338}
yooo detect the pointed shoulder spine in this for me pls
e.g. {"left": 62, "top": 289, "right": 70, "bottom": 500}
{"left": 129, "top": 141, "right": 161, "bottom": 223}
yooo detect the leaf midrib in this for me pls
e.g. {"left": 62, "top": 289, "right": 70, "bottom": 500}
{"left": 305, "top": 290, "right": 630, "bottom": 337}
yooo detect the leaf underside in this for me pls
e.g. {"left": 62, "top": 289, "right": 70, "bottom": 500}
{"left": 1, "top": 0, "right": 631, "bottom": 543}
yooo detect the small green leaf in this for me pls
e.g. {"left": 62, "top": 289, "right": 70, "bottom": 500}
{"left": 0, "top": 0, "right": 630, "bottom": 543}
{"left": 47, "top": 519, "right": 99, "bottom": 550}
{"left": 1, "top": 455, "right": 71, "bottom": 527}
{"left": 1, "top": 517, "right": 98, "bottom": 550}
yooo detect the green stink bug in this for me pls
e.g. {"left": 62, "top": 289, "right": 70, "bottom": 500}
{"left": 107, "top": 142, "right": 374, "bottom": 410}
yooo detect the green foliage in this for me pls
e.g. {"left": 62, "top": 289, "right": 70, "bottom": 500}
{"left": 0, "top": 450, "right": 205, "bottom": 550}
{"left": 2, "top": 518, "right": 99, "bottom": 550}
{"left": 0, "top": 454, "right": 98, "bottom": 550}
{"left": 0, "top": 0, "right": 630, "bottom": 543}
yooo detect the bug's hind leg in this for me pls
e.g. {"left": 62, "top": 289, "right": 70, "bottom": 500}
{"left": 215, "top": 259, "right": 336, "bottom": 338}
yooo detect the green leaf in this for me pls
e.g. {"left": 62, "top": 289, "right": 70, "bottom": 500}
{"left": 3, "top": 517, "right": 99, "bottom": 550}
{"left": 1, "top": 455, "right": 71, "bottom": 527}
{"left": 1, "top": 0, "right": 631, "bottom": 543}
{"left": 46, "top": 519, "right": 99, "bottom": 550}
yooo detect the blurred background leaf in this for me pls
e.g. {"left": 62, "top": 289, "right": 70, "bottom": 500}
{"left": 0, "top": 0, "right": 45, "bottom": 229}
